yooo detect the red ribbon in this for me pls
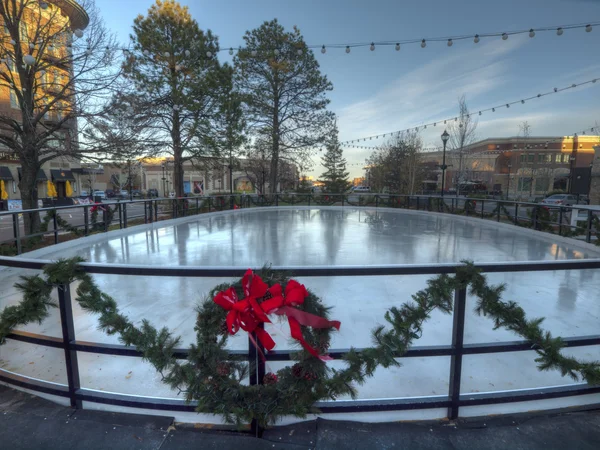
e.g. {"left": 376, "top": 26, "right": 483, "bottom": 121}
{"left": 213, "top": 270, "right": 340, "bottom": 360}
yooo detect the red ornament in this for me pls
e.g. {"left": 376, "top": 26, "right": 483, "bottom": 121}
{"left": 263, "top": 372, "right": 278, "bottom": 385}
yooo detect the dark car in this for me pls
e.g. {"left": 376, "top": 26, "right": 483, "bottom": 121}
{"left": 147, "top": 188, "right": 159, "bottom": 198}
{"left": 105, "top": 189, "right": 115, "bottom": 198}
{"left": 131, "top": 189, "right": 142, "bottom": 198}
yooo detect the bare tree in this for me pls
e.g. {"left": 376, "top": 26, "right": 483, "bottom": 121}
{"left": 0, "top": 0, "right": 121, "bottom": 232}
{"left": 365, "top": 131, "right": 424, "bottom": 194}
{"left": 447, "top": 95, "right": 478, "bottom": 195}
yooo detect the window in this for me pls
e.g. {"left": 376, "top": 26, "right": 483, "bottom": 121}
{"left": 563, "top": 154, "right": 570, "bottom": 163}
{"left": 9, "top": 89, "right": 19, "bottom": 109}
{"left": 518, "top": 177, "right": 531, "bottom": 192}
{"left": 546, "top": 154, "right": 552, "bottom": 163}
{"left": 520, "top": 154, "right": 526, "bottom": 163}
{"left": 528, "top": 154, "right": 535, "bottom": 163}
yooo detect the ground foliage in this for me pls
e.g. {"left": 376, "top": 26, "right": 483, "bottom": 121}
{"left": 0, "top": 258, "right": 599, "bottom": 427}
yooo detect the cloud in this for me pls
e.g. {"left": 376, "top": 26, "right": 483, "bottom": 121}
{"left": 337, "top": 36, "right": 527, "bottom": 144}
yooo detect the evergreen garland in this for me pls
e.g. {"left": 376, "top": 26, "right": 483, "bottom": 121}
{"left": 41, "top": 210, "right": 84, "bottom": 237}
{"left": 0, "top": 258, "right": 599, "bottom": 427}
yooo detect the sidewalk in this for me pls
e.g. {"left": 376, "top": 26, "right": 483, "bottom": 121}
{"left": 1, "top": 385, "right": 599, "bottom": 449}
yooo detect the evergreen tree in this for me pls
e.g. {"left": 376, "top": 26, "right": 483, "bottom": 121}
{"left": 234, "top": 19, "right": 334, "bottom": 193}
{"left": 118, "top": 0, "right": 226, "bottom": 197}
{"left": 319, "top": 126, "right": 351, "bottom": 193}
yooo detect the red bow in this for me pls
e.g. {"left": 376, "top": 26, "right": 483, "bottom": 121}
{"left": 213, "top": 270, "right": 341, "bottom": 360}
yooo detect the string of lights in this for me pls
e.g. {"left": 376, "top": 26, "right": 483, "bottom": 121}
{"left": 316, "top": 22, "right": 597, "bottom": 54}
{"left": 129, "top": 20, "right": 598, "bottom": 57}
{"left": 4, "top": 20, "right": 596, "bottom": 62}
{"left": 338, "top": 124, "right": 600, "bottom": 170}
{"left": 338, "top": 76, "right": 599, "bottom": 145}
{"left": 153, "top": 20, "right": 598, "bottom": 57}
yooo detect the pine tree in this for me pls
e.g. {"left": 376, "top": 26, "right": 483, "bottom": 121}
{"left": 116, "top": 0, "right": 227, "bottom": 197}
{"left": 234, "top": 19, "right": 334, "bottom": 193}
{"left": 319, "top": 126, "right": 351, "bottom": 193}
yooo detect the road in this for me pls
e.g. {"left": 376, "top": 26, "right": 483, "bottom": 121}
{"left": 0, "top": 202, "right": 147, "bottom": 245}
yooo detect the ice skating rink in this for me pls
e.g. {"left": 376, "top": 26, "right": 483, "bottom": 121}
{"left": 1, "top": 207, "right": 599, "bottom": 421}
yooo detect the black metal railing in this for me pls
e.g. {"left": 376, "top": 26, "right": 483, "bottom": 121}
{"left": 1, "top": 256, "right": 600, "bottom": 436}
{"left": 1, "top": 193, "right": 598, "bottom": 256}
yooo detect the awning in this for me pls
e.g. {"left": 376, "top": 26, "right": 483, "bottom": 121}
{"left": 50, "top": 169, "right": 76, "bottom": 182}
{"left": 72, "top": 167, "right": 104, "bottom": 175}
{"left": 17, "top": 168, "right": 48, "bottom": 181}
{"left": 0, "top": 166, "right": 14, "bottom": 180}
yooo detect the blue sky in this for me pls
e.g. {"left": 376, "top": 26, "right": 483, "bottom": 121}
{"left": 94, "top": 0, "right": 600, "bottom": 178}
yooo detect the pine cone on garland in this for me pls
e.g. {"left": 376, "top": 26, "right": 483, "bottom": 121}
{"left": 217, "top": 363, "right": 230, "bottom": 376}
{"left": 263, "top": 372, "right": 278, "bottom": 385}
{"left": 292, "top": 363, "right": 303, "bottom": 378}
{"left": 219, "top": 321, "right": 229, "bottom": 335}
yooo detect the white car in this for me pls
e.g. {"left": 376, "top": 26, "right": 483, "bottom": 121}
{"left": 93, "top": 190, "right": 106, "bottom": 199}
{"left": 352, "top": 186, "right": 371, "bottom": 193}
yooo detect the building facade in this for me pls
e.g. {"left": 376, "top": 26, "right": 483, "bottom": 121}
{"left": 0, "top": 0, "right": 89, "bottom": 208}
{"left": 421, "top": 135, "right": 600, "bottom": 199}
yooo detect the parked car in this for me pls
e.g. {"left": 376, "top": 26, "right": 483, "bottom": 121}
{"left": 147, "top": 188, "right": 159, "bottom": 198}
{"left": 79, "top": 190, "right": 89, "bottom": 198}
{"left": 105, "top": 189, "right": 115, "bottom": 198}
{"left": 93, "top": 190, "right": 106, "bottom": 200}
{"left": 540, "top": 194, "right": 578, "bottom": 207}
{"left": 119, "top": 189, "right": 128, "bottom": 198}
{"left": 352, "top": 186, "right": 371, "bottom": 193}
{"left": 131, "top": 189, "right": 142, "bottom": 198}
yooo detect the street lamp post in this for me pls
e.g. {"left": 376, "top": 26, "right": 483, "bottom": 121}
{"left": 161, "top": 164, "right": 166, "bottom": 198}
{"left": 440, "top": 130, "right": 450, "bottom": 198}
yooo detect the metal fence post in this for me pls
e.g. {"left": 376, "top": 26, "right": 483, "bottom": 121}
{"left": 558, "top": 208, "right": 563, "bottom": 236}
{"left": 103, "top": 208, "right": 108, "bottom": 232}
{"left": 154, "top": 200, "right": 158, "bottom": 222}
{"left": 308, "top": 195, "right": 311, "bottom": 207}
{"left": 480, "top": 200, "right": 485, "bottom": 219}
{"left": 416, "top": 197, "right": 420, "bottom": 210}
{"left": 123, "top": 203, "right": 128, "bottom": 229}
{"left": 514, "top": 203, "right": 519, "bottom": 225}
{"left": 248, "top": 324, "right": 265, "bottom": 438}
{"left": 496, "top": 202, "right": 501, "bottom": 222}
{"left": 448, "top": 286, "right": 467, "bottom": 420}
{"left": 172, "top": 199, "right": 177, "bottom": 219}
{"left": 117, "top": 203, "right": 123, "bottom": 229}
{"left": 586, "top": 210, "right": 593, "bottom": 243}
{"left": 58, "top": 283, "right": 82, "bottom": 409}
{"left": 53, "top": 209, "right": 59, "bottom": 244}
{"left": 275, "top": 194, "right": 278, "bottom": 207}
{"left": 84, "top": 206, "right": 89, "bottom": 235}
{"left": 12, "top": 213, "right": 22, "bottom": 255}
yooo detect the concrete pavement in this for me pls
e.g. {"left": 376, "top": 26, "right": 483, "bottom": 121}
{"left": 1, "top": 385, "right": 599, "bottom": 450}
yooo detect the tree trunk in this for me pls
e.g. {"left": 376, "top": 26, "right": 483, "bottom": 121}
{"left": 19, "top": 159, "right": 41, "bottom": 236}
{"left": 172, "top": 110, "right": 184, "bottom": 197}
{"left": 269, "top": 98, "right": 280, "bottom": 194}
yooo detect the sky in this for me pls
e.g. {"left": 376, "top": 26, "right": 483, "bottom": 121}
{"left": 93, "top": 0, "right": 600, "bottom": 178}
